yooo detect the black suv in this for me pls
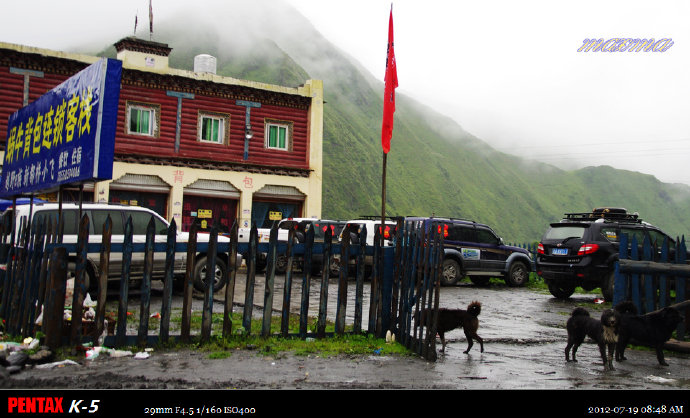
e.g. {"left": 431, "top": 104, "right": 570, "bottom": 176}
{"left": 405, "top": 217, "right": 533, "bottom": 287}
{"left": 536, "top": 208, "right": 677, "bottom": 301}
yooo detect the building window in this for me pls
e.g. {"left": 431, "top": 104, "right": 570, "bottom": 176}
{"left": 264, "top": 119, "right": 292, "bottom": 151}
{"left": 198, "top": 112, "right": 229, "bottom": 145}
{"left": 126, "top": 102, "right": 160, "bottom": 137}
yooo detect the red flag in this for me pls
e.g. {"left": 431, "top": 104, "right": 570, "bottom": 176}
{"left": 381, "top": 6, "right": 398, "bottom": 154}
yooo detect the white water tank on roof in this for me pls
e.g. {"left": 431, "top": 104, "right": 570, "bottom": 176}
{"left": 194, "top": 54, "right": 217, "bottom": 74}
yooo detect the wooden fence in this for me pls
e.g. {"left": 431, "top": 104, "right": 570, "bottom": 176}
{"left": 0, "top": 213, "right": 447, "bottom": 361}
{"left": 613, "top": 233, "right": 689, "bottom": 339}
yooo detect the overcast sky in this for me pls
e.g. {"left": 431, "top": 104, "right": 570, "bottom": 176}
{"left": 1, "top": 0, "right": 689, "bottom": 186}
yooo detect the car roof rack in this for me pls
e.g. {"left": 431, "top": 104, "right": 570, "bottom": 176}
{"left": 438, "top": 216, "right": 477, "bottom": 224}
{"left": 562, "top": 207, "right": 642, "bottom": 223}
{"left": 356, "top": 215, "right": 403, "bottom": 221}
{"left": 405, "top": 215, "right": 478, "bottom": 224}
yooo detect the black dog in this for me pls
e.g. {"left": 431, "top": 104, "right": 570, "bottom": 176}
{"left": 614, "top": 301, "right": 683, "bottom": 366}
{"left": 565, "top": 307, "right": 621, "bottom": 370}
{"left": 419, "top": 301, "right": 483, "bottom": 354}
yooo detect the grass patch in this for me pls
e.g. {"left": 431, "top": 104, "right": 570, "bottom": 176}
{"left": 133, "top": 310, "right": 415, "bottom": 359}
{"left": 198, "top": 333, "right": 410, "bottom": 359}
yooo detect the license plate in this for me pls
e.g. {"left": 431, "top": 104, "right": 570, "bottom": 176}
{"left": 551, "top": 248, "right": 568, "bottom": 255}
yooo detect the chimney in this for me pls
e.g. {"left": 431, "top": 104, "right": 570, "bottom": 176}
{"left": 114, "top": 37, "right": 172, "bottom": 72}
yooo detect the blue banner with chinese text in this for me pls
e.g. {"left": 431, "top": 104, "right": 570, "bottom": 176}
{"left": 1, "top": 57, "right": 122, "bottom": 197}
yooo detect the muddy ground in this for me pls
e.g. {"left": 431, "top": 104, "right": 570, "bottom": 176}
{"left": 3, "top": 274, "right": 690, "bottom": 407}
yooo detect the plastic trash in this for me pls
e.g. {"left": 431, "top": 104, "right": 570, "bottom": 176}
{"left": 85, "top": 346, "right": 109, "bottom": 360}
{"left": 24, "top": 338, "right": 40, "bottom": 350}
{"left": 134, "top": 352, "right": 150, "bottom": 359}
{"left": 35, "top": 359, "right": 79, "bottom": 369}
{"left": 83, "top": 293, "right": 97, "bottom": 307}
{"left": 108, "top": 349, "right": 133, "bottom": 358}
{"left": 0, "top": 342, "right": 22, "bottom": 352}
{"left": 85, "top": 349, "right": 99, "bottom": 360}
{"left": 35, "top": 307, "right": 43, "bottom": 326}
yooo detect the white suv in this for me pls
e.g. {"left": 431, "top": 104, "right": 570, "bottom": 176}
{"left": 338, "top": 218, "right": 398, "bottom": 276}
{"left": 1, "top": 202, "right": 238, "bottom": 293}
{"left": 340, "top": 219, "right": 397, "bottom": 247}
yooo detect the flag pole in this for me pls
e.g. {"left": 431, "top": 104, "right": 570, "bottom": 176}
{"left": 378, "top": 3, "right": 396, "bottom": 336}
{"left": 381, "top": 150, "right": 387, "bottom": 238}
{"left": 381, "top": 3, "right": 395, "bottom": 242}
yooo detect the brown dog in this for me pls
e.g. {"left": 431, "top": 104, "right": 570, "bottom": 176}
{"left": 565, "top": 307, "right": 621, "bottom": 371}
{"left": 420, "top": 301, "right": 484, "bottom": 354}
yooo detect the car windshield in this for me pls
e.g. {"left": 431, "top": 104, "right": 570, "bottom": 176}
{"left": 544, "top": 226, "right": 586, "bottom": 241}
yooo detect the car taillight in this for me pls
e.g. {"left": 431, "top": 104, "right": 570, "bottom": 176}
{"left": 537, "top": 243, "right": 544, "bottom": 255}
{"left": 378, "top": 225, "right": 394, "bottom": 239}
{"left": 577, "top": 243, "right": 599, "bottom": 255}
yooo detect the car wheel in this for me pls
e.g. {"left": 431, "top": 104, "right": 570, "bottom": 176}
{"left": 601, "top": 270, "right": 615, "bottom": 302}
{"left": 547, "top": 280, "right": 576, "bottom": 299}
{"left": 441, "top": 259, "right": 461, "bottom": 286}
{"left": 193, "top": 256, "right": 227, "bottom": 293}
{"left": 505, "top": 261, "right": 529, "bottom": 287}
{"left": 275, "top": 255, "right": 288, "bottom": 274}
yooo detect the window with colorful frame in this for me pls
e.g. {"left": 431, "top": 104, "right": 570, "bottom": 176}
{"left": 198, "top": 111, "right": 229, "bottom": 145}
{"left": 126, "top": 101, "right": 160, "bottom": 137}
{"left": 264, "top": 119, "right": 293, "bottom": 151}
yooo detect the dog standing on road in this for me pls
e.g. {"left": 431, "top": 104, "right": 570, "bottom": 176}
{"left": 614, "top": 301, "right": 683, "bottom": 366}
{"left": 419, "top": 301, "right": 484, "bottom": 354}
{"left": 565, "top": 307, "right": 621, "bottom": 371}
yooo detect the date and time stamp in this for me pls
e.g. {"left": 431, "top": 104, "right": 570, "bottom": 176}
{"left": 586, "top": 404, "right": 685, "bottom": 416}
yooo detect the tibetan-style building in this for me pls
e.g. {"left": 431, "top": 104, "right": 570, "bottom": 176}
{"left": 0, "top": 37, "right": 324, "bottom": 233}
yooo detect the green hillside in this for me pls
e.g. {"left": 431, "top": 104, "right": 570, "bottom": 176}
{"left": 95, "top": 2, "right": 690, "bottom": 243}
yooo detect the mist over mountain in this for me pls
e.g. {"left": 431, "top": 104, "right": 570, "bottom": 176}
{"left": 93, "top": 0, "right": 690, "bottom": 243}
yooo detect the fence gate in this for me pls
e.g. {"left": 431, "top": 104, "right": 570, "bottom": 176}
{"left": 0, "top": 211, "right": 447, "bottom": 362}
{"left": 389, "top": 218, "right": 444, "bottom": 362}
{"left": 614, "top": 233, "right": 689, "bottom": 339}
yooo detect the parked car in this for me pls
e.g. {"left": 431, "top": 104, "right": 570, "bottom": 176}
{"left": 536, "top": 207, "right": 678, "bottom": 301}
{"left": 405, "top": 216, "right": 533, "bottom": 287}
{"left": 0, "top": 202, "right": 239, "bottom": 293}
{"left": 340, "top": 218, "right": 398, "bottom": 247}
{"left": 278, "top": 218, "right": 346, "bottom": 276}
{"left": 338, "top": 218, "right": 399, "bottom": 277}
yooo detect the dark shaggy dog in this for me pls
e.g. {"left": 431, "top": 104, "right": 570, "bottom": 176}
{"left": 614, "top": 301, "right": 683, "bottom": 366}
{"left": 419, "top": 301, "right": 483, "bottom": 354}
{"left": 565, "top": 307, "right": 621, "bottom": 371}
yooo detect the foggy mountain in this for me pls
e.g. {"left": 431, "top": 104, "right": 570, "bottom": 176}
{"left": 93, "top": 0, "right": 690, "bottom": 243}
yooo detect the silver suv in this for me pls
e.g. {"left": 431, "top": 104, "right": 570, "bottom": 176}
{"left": 1, "top": 202, "right": 238, "bottom": 293}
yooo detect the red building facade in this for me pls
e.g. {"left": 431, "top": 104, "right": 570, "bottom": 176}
{"left": 0, "top": 37, "right": 324, "bottom": 232}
